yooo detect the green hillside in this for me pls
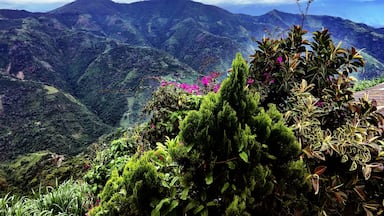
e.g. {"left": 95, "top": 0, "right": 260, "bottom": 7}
{"left": 0, "top": 75, "right": 111, "bottom": 161}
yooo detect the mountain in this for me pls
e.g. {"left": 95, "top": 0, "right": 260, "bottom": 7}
{"left": 48, "top": 0, "right": 384, "bottom": 77}
{"left": 75, "top": 45, "right": 198, "bottom": 126}
{"left": 0, "top": 75, "right": 112, "bottom": 161}
{"left": 0, "top": 11, "right": 198, "bottom": 127}
{"left": 0, "top": 0, "right": 384, "bottom": 159}
{"left": 50, "top": 0, "right": 252, "bottom": 72}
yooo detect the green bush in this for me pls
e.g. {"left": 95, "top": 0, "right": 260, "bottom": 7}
{"left": 249, "top": 25, "right": 384, "bottom": 215}
{"left": 86, "top": 25, "right": 384, "bottom": 215}
{"left": 0, "top": 180, "right": 92, "bottom": 216}
{"left": 89, "top": 53, "right": 308, "bottom": 215}
{"left": 177, "top": 53, "right": 307, "bottom": 215}
{"left": 88, "top": 142, "right": 183, "bottom": 216}
{"left": 141, "top": 84, "right": 202, "bottom": 147}
{"left": 84, "top": 129, "right": 139, "bottom": 195}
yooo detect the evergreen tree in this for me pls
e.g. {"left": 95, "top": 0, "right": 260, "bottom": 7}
{"left": 179, "top": 53, "right": 306, "bottom": 215}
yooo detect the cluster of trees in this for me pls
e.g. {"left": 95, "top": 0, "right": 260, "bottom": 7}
{"left": 86, "top": 25, "right": 384, "bottom": 215}
{"left": 2, "top": 25, "right": 384, "bottom": 215}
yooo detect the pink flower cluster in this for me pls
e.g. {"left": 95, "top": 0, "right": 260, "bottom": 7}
{"left": 161, "top": 72, "right": 221, "bottom": 94}
{"left": 161, "top": 80, "right": 200, "bottom": 94}
{"left": 247, "top": 78, "right": 255, "bottom": 85}
{"left": 277, "top": 56, "right": 283, "bottom": 64}
{"left": 201, "top": 72, "right": 219, "bottom": 86}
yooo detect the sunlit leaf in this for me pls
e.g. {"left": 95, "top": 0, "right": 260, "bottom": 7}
{"left": 181, "top": 188, "right": 189, "bottom": 200}
{"left": 349, "top": 161, "right": 358, "bottom": 171}
{"left": 341, "top": 155, "right": 348, "bottom": 163}
{"left": 239, "top": 152, "right": 249, "bottom": 163}
{"left": 221, "top": 182, "right": 230, "bottom": 194}
{"left": 205, "top": 171, "right": 213, "bottom": 185}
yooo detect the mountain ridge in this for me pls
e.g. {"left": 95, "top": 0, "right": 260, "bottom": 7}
{"left": 0, "top": 74, "right": 112, "bottom": 161}
{"left": 0, "top": 0, "right": 384, "bottom": 160}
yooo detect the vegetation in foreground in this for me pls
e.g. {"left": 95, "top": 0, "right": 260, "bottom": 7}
{"left": 2, "top": 25, "right": 384, "bottom": 215}
{"left": 0, "top": 180, "right": 92, "bottom": 216}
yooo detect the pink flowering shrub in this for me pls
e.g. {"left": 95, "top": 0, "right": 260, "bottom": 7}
{"left": 161, "top": 72, "right": 221, "bottom": 95}
{"left": 141, "top": 72, "right": 222, "bottom": 147}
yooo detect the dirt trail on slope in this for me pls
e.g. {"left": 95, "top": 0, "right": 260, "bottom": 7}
{"left": 354, "top": 83, "right": 384, "bottom": 114}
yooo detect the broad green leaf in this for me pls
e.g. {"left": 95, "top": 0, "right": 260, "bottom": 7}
{"left": 227, "top": 161, "right": 235, "bottom": 170}
{"left": 205, "top": 171, "right": 213, "bottom": 185}
{"left": 221, "top": 182, "right": 230, "bottom": 193}
{"left": 181, "top": 188, "right": 189, "bottom": 200}
{"left": 161, "top": 180, "right": 169, "bottom": 188}
{"left": 206, "top": 201, "right": 217, "bottom": 207}
{"left": 231, "top": 184, "right": 237, "bottom": 190}
{"left": 165, "top": 200, "right": 179, "bottom": 214}
{"left": 239, "top": 152, "right": 249, "bottom": 163}
{"left": 266, "top": 153, "right": 277, "bottom": 160}
{"left": 193, "top": 205, "right": 205, "bottom": 214}
{"left": 185, "top": 201, "right": 198, "bottom": 212}
{"left": 170, "top": 176, "right": 179, "bottom": 187}
{"left": 151, "top": 198, "right": 171, "bottom": 216}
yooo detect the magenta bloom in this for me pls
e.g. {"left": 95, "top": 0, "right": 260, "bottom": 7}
{"left": 214, "top": 84, "right": 221, "bottom": 93}
{"left": 247, "top": 78, "right": 255, "bottom": 84}
{"left": 201, "top": 76, "right": 211, "bottom": 86}
{"left": 269, "top": 79, "right": 275, "bottom": 84}
{"left": 210, "top": 72, "right": 220, "bottom": 79}
{"left": 277, "top": 56, "right": 283, "bottom": 64}
{"left": 315, "top": 101, "right": 324, "bottom": 107}
{"left": 180, "top": 83, "right": 188, "bottom": 90}
{"left": 161, "top": 80, "right": 168, "bottom": 86}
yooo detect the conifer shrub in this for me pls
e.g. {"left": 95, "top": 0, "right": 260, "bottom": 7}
{"left": 177, "top": 53, "right": 307, "bottom": 215}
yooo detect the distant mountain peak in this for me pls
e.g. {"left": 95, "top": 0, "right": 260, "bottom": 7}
{"left": 149, "top": 0, "right": 190, "bottom": 1}
{"left": 151, "top": 0, "right": 188, "bottom": 1}
{"left": 50, "top": 0, "right": 117, "bottom": 14}
{"left": 76, "top": 0, "right": 113, "bottom": 2}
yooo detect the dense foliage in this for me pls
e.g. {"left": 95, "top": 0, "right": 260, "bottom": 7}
{"left": 249, "top": 25, "right": 384, "bottom": 215}
{"left": 86, "top": 26, "right": 384, "bottom": 215}
{"left": 2, "top": 25, "right": 384, "bottom": 216}
{"left": 88, "top": 53, "right": 307, "bottom": 215}
{"left": 0, "top": 180, "right": 92, "bottom": 216}
{"left": 0, "top": 77, "right": 112, "bottom": 161}
{"left": 0, "top": 151, "right": 90, "bottom": 197}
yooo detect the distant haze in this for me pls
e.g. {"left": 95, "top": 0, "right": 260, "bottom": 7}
{"left": 0, "top": 0, "right": 382, "bottom": 27}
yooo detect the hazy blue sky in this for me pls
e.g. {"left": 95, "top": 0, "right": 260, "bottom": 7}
{"left": 0, "top": 0, "right": 382, "bottom": 27}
